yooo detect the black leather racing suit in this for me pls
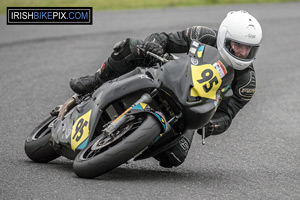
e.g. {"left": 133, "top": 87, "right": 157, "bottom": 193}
{"left": 143, "top": 26, "right": 256, "bottom": 135}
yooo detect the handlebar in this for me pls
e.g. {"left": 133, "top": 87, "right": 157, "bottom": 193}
{"left": 137, "top": 45, "right": 169, "bottom": 64}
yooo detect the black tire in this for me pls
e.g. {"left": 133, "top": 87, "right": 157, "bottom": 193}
{"left": 73, "top": 114, "right": 162, "bottom": 179}
{"left": 25, "top": 116, "right": 60, "bottom": 163}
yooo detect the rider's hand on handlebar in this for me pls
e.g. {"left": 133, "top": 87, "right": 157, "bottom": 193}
{"left": 143, "top": 42, "right": 164, "bottom": 57}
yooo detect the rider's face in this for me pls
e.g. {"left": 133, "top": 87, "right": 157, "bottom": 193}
{"left": 230, "top": 41, "right": 252, "bottom": 59}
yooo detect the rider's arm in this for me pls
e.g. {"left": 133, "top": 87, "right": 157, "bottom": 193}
{"left": 143, "top": 26, "right": 217, "bottom": 53}
{"left": 210, "top": 65, "right": 257, "bottom": 135}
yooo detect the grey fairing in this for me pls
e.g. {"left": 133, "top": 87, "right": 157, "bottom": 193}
{"left": 92, "top": 73, "right": 159, "bottom": 109}
{"left": 51, "top": 72, "right": 159, "bottom": 159}
{"left": 158, "top": 45, "right": 234, "bottom": 129}
{"left": 158, "top": 58, "right": 217, "bottom": 129}
{"left": 51, "top": 98, "right": 102, "bottom": 159}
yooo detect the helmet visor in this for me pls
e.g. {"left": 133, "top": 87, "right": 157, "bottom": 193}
{"left": 225, "top": 39, "right": 259, "bottom": 61}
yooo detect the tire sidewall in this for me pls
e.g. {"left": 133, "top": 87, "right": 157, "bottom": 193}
{"left": 24, "top": 116, "right": 59, "bottom": 163}
{"left": 73, "top": 114, "right": 162, "bottom": 178}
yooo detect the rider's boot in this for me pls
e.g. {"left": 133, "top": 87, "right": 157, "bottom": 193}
{"left": 69, "top": 71, "right": 104, "bottom": 94}
{"left": 154, "top": 130, "right": 195, "bottom": 168}
{"left": 69, "top": 38, "right": 144, "bottom": 94}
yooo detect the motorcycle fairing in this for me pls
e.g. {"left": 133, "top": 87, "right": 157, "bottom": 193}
{"left": 158, "top": 44, "right": 234, "bottom": 129}
{"left": 92, "top": 71, "right": 160, "bottom": 109}
{"left": 51, "top": 97, "right": 102, "bottom": 159}
{"left": 51, "top": 72, "right": 160, "bottom": 159}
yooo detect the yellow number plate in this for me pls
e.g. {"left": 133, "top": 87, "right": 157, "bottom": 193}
{"left": 190, "top": 64, "right": 222, "bottom": 100}
{"left": 71, "top": 110, "right": 92, "bottom": 151}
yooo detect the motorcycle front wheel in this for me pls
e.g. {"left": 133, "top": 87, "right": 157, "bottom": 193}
{"left": 24, "top": 116, "right": 60, "bottom": 163}
{"left": 73, "top": 114, "right": 162, "bottom": 179}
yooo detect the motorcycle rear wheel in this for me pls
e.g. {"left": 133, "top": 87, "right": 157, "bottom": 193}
{"left": 24, "top": 116, "right": 60, "bottom": 163}
{"left": 73, "top": 114, "right": 161, "bottom": 179}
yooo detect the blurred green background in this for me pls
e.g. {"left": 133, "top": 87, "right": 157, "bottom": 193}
{"left": 1, "top": 0, "right": 299, "bottom": 14}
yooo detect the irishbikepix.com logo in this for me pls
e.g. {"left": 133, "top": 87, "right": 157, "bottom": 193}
{"left": 7, "top": 7, "right": 93, "bottom": 25}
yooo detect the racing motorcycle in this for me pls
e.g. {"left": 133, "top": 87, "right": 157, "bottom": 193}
{"left": 25, "top": 41, "right": 234, "bottom": 179}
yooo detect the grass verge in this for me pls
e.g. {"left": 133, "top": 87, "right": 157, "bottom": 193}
{"left": 1, "top": 0, "right": 299, "bottom": 14}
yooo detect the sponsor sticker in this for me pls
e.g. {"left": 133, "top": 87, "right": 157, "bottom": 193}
{"left": 179, "top": 138, "right": 189, "bottom": 152}
{"left": 197, "top": 46, "right": 204, "bottom": 58}
{"left": 213, "top": 60, "right": 227, "bottom": 78}
{"left": 192, "top": 41, "right": 200, "bottom": 48}
{"left": 189, "top": 47, "right": 197, "bottom": 54}
{"left": 191, "top": 58, "right": 199, "bottom": 65}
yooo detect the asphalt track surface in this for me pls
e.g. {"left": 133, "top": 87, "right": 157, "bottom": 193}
{"left": 1, "top": 2, "right": 300, "bottom": 200}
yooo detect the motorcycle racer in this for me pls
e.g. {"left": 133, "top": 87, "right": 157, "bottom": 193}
{"left": 69, "top": 10, "right": 262, "bottom": 168}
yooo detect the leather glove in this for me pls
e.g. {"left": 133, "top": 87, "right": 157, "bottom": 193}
{"left": 143, "top": 41, "right": 164, "bottom": 57}
{"left": 197, "top": 119, "right": 220, "bottom": 138}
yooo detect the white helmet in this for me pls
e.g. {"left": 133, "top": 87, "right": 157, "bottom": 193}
{"left": 217, "top": 10, "right": 262, "bottom": 70}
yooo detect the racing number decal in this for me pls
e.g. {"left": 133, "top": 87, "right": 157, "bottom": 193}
{"left": 71, "top": 110, "right": 92, "bottom": 151}
{"left": 190, "top": 64, "right": 222, "bottom": 99}
{"left": 73, "top": 119, "right": 88, "bottom": 142}
{"left": 197, "top": 68, "right": 219, "bottom": 92}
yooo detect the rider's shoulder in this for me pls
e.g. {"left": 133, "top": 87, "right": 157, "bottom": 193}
{"left": 235, "top": 64, "right": 256, "bottom": 78}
